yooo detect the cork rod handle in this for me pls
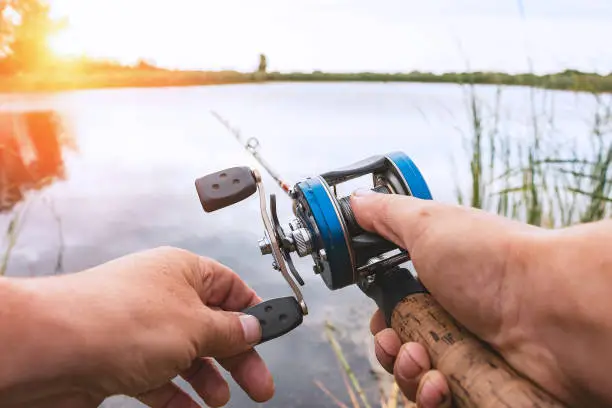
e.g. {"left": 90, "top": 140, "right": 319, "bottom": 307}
{"left": 390, "top": 293, "right": 565, "bottom": 407}
{"left": 361, "top": 267, "right": 567, "bottom": 408}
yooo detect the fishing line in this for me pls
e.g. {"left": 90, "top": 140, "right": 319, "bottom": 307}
{"left": 210, "top": 110, "right": 292, "bottom": 195}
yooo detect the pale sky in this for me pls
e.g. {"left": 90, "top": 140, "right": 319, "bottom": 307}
{"left": 49, "top": 0, "right": 612, "bottom": 74}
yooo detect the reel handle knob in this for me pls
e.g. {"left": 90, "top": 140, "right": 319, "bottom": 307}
{"left": 195, "top": 167, "right": 257, "bottom": 212}
{"left": 242, "top": 297, "right": 304, "bottom": 343}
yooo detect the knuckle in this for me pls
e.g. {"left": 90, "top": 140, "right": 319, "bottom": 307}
{"left": 371, "top": 195, "right": 395, "bottom": 229}
{"left": 152, "top": 245, "right": 183, "bottom": 257}
{"left": 379, "top": 194, "right": 396, "bottom": 220}
{"left": 151, "top": 246, "right": 210, "bottom": 279}
{"left": 181, "top": 312, "right": 209, "bottom": 358}
{"left": 416, "top": 205, "right": 433, "bottom": 221}
{"left": 178, "top": 345, "right": 199, "bottom": 372}
{"left": 409, "top": 204, "right": 437, "bottom": 247}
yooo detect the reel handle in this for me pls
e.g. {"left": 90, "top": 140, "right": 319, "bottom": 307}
{"left": 242, "top": 297, "right": 304, "bottom": 343}
{"left": 361, "top": 267, "right": 567, "bottom": 408}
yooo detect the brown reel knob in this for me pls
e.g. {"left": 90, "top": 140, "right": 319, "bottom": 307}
{"left": 195, "top": 166, "right": 257, "bottom": 212}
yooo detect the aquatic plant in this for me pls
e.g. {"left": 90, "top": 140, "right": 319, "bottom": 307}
{"left": 454, "top": 82, "right": 611, "bottom": 226}
{"left": 317, "top": 321, "right": 416, "bottom": 408}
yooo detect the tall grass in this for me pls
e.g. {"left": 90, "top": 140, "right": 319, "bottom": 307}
{"left": 455, "top": 82, "right": 611, "bottom": 226}
{"left": 317, "top": 321, "right": 416, "bottom": 408}
{"left": 0, "top": 203, "right": 30, "bottom": 275}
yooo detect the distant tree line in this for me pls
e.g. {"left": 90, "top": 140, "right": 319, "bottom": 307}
{"left": 265, "top": 70, "right": 612, "bottom": 93}
{"left": 0, "top": 1, "right": 610, "bottom": 94}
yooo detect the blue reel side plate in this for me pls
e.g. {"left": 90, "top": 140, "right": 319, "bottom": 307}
{"left": 295, "top": 152, "right": 432, "bottom": 290}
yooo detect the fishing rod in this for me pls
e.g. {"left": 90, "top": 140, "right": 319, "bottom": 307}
{"left": 210, "top": 111, "right": 292, "bottom": 195}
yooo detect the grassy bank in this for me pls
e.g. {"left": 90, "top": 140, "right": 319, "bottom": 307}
{"left": 0, "top": 69, "right": 255, "bottom": 93}
{"left": 268, "top": 70, "right": 612, "bottom": 94}
{"left": 1, "top": 67, "right": 611, "bottom": 94}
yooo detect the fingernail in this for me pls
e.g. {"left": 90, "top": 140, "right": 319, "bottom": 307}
{"left": 352, "top": 188, "right": 375, "bottom": 197}
{"left": 397, "top": 347, "right": 424, "bottom": 379}
{"left": 419, "top": 378, "right": 445, "bottom": 408}
{"left": 240, "top": 314, "right": 261, "bottom": 345}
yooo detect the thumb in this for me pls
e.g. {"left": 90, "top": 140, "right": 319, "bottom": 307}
{"left": 199, "top": 309, "right": 261, "bottom": 358}
{"left": 350, "top": 189, "right": 439, "bottom": 250}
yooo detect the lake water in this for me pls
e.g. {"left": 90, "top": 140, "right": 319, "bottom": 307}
{"left": 0, "top": 82, "right": 602, "bottom": 407}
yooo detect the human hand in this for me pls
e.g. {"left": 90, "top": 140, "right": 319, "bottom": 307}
{"left": 351, "top": 190, "right": 612, "bottom": 408}
{"left": 2, "top": 247, "right": 272, "bottom": 408}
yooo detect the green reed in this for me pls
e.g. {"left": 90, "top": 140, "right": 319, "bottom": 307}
{"left": 317, "top": 321, "right": 416, "bottom": 408}
{"left": 455, "top": 79, "right": 611, "bottom": 227}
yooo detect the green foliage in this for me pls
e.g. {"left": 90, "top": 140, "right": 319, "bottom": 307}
{"left": 0, "top": 0, "right": 65, "bottom": 74}
{"left": 320, "top": 321, "right": 415, "bottom": 408}
{"left": 455, "top": 83, "right": 612, "bottom": 227}
{"left": 0, "top": 1, "right": 12, "bottom": 55}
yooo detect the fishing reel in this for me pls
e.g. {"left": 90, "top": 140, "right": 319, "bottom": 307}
{"left": 195, "top": 151, "right": 570, "bottom": 408}
{"left": 195, "top": 151, "right": 432, "bottom": 342}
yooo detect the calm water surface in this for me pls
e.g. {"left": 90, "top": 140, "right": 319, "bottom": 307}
{"left": 0, "top": 82, "right": 598, "bottom": 407}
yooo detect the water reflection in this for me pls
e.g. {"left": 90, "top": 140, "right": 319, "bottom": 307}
{"left": 0, "top": 110, "right": 74, "bottom": 212}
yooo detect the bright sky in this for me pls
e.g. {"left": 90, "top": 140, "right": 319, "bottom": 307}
{"left": 48, "top": 0, "right": 612, "bottom": 74}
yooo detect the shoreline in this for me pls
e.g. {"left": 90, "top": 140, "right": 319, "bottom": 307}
{"left": 0, "top": 69, "right": 610, "bottom": 94}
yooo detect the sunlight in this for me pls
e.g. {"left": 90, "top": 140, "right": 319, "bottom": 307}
{"left": 46, "top": 0, "right": 266, "bottom": 70}
{"left": 43, "top": 0, "right": 612, "bottom": 74}
{"left": 47, "top": 20, "right": 137, "bottom": 65}
{"left": 48, "top": 30, "right": 82, "bottom": 58}
{"left": 47, "top": 0, "right": 148, "bottom": 65}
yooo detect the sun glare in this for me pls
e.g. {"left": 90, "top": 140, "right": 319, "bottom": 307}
{"left": 48, "top": 31, "right": 81, "bottom": 58}
{"left": 48, "top": 27, "right": 139, "bottom": 66}
{"left": 44, "top": 0, "right": 276, "bottom": 71}
{"left": 47, "top": 0, "right": 142, "bottom": 66}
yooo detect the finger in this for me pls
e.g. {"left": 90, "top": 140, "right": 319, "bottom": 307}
{"left": 394, "top": 342, "right": 431, "bottom": 401}
{"left": 374, "top": 328, "right": 401, "bottom": 373}
{"left": 196, "top": 308, "right": 261, "bottom": 358}
{"left": 190, "top": 255, "right": 261, "bottom": 310}
{"left": 416, "top": 370, "right": 451, "bottom": 408}
{"left": 370, "top": 309, "right": 387, "bottom": 334}
{"left": 350, "top": 190, "right": 528, "bottom": 251}
{"left": 127, "top": 247, "right": 261, "bottom": 310}
{"left": 136, "top": 381, "right": 199, "bottom": 408}
{"left": 217, "top": 349, "right": 275, "bottom": 403}
{"left": 180, "top": 358, "right": 229, "bottom": 408}
{"left": 350, "top": 191, "right": 417, "bottom": 246}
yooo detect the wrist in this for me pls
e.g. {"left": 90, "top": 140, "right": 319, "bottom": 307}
{"left": 0, "top": 276, "right": 88, "bottom": 405}
{"left": 517, "top": 222, "right": 612, "bottom": 406}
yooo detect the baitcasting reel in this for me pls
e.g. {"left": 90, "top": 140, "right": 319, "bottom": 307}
{"left": 195, "top": 151, "right": 568, "bottom": 408}
{"left": 194, "top": 151, "right": 432, "bottom": 342}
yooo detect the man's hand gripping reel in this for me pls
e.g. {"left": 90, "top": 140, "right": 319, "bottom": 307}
{"left": 195, "top": 153, "right": 567, "bottom": 408}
